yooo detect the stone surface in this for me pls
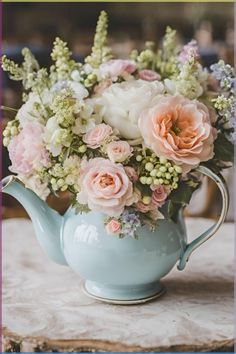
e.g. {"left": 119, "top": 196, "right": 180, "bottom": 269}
{"left": 3, "top": 218, "right": 234, "bottom": 352}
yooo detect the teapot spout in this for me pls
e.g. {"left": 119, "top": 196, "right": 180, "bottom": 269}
{"left": 2, "top": 175, "right": 67, "bottom": 266}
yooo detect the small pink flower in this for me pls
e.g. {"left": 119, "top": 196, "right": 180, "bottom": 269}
{"left": 178, "top": 40, "right": 199, "bottom": 63}
{"left": 106, "top": 219, "right": 121, "bottom": 235}
{"left": 77, "top": 158, "right": 133, "bottom": 217}
{"left": 138, "top": 70, "right": 161, "bottom": 81}
{"left": 83, "top": 124, "right": 113, "bottom": 149}
{"left": 139, "top": 95, "right": 216, "bottom": 171}
{"left": 106, "top": 140, "right": 132, "bottom": 163}
{"left": 151, "top": 184, "right": 168, "bottom": 206}
{"left": 99, "top": 59, "right": 136, "bottom": 79}
{"left": 124, "top": 166, "right": 138, "bottom": 182}
{"left": 8, "top": 122, "right": 49, "bottom": 175}
{"left": 136, "top": 201, "right": 157, "bottom": 213}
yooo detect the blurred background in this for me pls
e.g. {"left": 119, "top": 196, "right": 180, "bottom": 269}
{"left": 2, "top": 2, "right": 234, "bottom": 220}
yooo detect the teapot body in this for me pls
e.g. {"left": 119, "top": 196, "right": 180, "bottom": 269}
{"left": 61, "top": 208, "right": 187, "bottom": 301}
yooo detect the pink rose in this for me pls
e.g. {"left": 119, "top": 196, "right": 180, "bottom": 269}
{"left": 139, "top": 95, "right": 216, "bottom": 171}
{"left": 8, "top": 122, "right": 49, "bottom": 175}
{"left": 99, "top": 59, "right": 136, "bottom": 78}
{"left": 136, "top": 201, "right": 157, "bottom": 213}
{"left": 124, "top": 166, "right": 138, "bottom": 182}
{"left": 106, "top": 140, "right": 132, "bottom": 163}
{"left": 106, "top": 219, "right": 121, "bottom": 235}
{"left": 83, "top": 124, "right": 113, "bottom": 149}
{"left": 77, "top": 158, "right": 133, "bottom": 217}
{"left": 138, "top": 70, "right": 161, "bottom": 81}
{"left": 151, "top": 184, "right": 168, "bottom": 206}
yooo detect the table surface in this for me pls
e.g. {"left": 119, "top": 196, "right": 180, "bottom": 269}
{"left": 3, "top": 217, "right": 234, "bottom": 352}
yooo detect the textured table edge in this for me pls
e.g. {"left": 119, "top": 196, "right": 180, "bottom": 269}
{"left": 3, "top": 328, "right": 234, "bottom": 352}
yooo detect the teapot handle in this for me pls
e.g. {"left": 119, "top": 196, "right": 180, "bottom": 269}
{"left": 178, "top": 165, "right": 229, "bottom": 271}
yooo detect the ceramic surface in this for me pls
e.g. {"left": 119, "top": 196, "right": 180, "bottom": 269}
{"left": 1, "top": 166, "right": 229, "bottom": 302}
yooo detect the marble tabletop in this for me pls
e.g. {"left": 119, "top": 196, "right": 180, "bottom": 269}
{"left": 3, "top": 218, "right": 234, "bottom": 352}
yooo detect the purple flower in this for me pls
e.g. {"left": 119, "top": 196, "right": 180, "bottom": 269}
{"left": 210, "top": 60, "right": 234, "bottom": 91}
{"left": 120, "top": 210, "right": 141, "bottom": 238}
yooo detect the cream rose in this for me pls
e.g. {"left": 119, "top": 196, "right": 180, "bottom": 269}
{"left": 106, "top": 141, "right": 132, "bottom": 163}
{"left": 83, "top": 124, "right": 113, "bottom": 148}
{"left": 77, "top": 158, "right": 133, "bottom": 217}
{"left": 91, "top": 79, "right": 164, "bottom": 139}
{"left": 139, "top": 95, "right": 216, "bottom": 171}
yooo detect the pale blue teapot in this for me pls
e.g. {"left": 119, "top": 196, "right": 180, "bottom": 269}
{"left": 2, "top": 165, "right": 228, "bottom": 304}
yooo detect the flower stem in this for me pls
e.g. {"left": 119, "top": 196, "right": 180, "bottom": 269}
{"left": 1, "top": 105, "right": 18, "bottom": 113}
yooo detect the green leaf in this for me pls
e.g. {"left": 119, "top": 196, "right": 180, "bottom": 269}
{"left": 214, "top": 133, "right": 234, "bottom": 163}
{"left": 166, "top": 200, "right": 182, "bottom": 222}
{"left": 165, "top": 181, "right": 199, "bottom": 222}
{"left": 169, "top": 181, "right": 197, "bottom": 205}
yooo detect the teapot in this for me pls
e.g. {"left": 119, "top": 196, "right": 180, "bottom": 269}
{"left": 2, "top": 165, "right": 228, "bottom": 304}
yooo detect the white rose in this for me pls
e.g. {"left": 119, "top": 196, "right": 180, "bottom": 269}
{"left": 91, "top": 79, "right": 164, "bottom": 139}
{"left": 17, "top": 90, "right": 52, "bottom": 127}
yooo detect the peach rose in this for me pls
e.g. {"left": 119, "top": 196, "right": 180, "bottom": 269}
{"left": 83, "top": 124, "right": 113, "bottom": 149}
{"left": 106, "top": 141, "right": 132, "bottom": 163}
{"left": 138, "top": 70, "right": 161, "bottom": 81}
{"left": 77, "top": 158, "right": 133, "bottom": 217}
{"left": 106, "top": 219, "right": 121, "bottom": 235}
{"left": 151, "top": 184, "right": 168, "bottom": 206}
{"left": 139, "top": 95, "right": 216, "bottom": 171}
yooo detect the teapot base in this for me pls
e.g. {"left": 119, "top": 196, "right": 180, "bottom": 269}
{"left": 83, "top": 280, "right": 165, "bottom": 304}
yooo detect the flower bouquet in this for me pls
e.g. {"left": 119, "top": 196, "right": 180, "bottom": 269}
{"left": 2, "top": 11, "right": 234, "bottom": 238}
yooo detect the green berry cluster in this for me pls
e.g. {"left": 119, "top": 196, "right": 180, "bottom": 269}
{"left": 48, "top": 156, "right": 80, "bottom": 193}
{"left": 136, "top": 152, "right": 182, "bottom": 190}
{"left": 66, "top": 137, "right": 87, "bottom": 157}
{"left": 3, "top": 119, "right": 19, "bottom": 146}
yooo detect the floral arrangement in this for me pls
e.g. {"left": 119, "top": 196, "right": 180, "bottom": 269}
{"left": 2, "top": 11, "right": 234, "bottom": 238}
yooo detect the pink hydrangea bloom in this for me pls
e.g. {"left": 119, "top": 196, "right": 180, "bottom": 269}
{"left": 8, "top": 122, "right": 49, "bottom": 175}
